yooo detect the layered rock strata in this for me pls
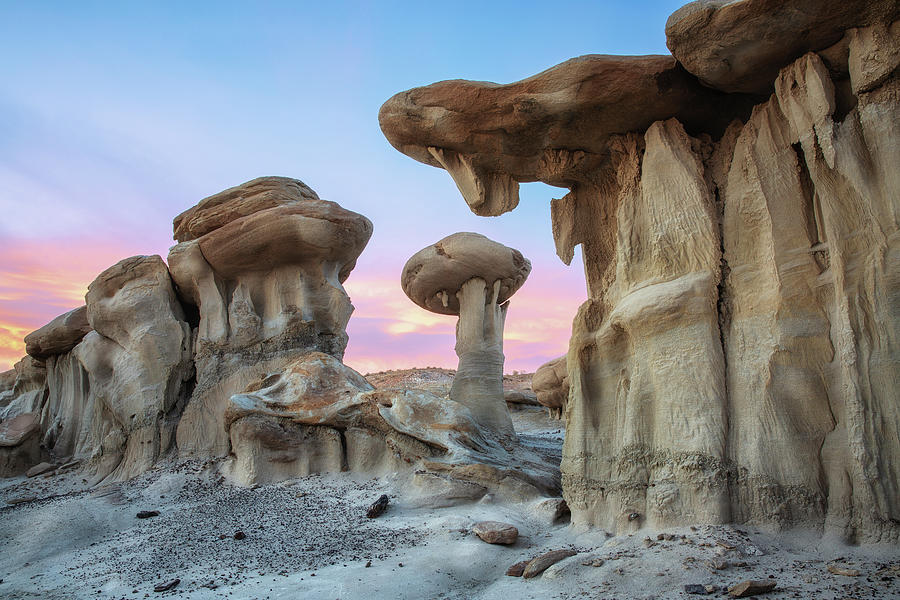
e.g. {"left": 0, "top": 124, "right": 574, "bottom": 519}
{"left": 169, "top": 176, "right": 373, "bottom": 456}
{"left": 224, "top": 352, "right": 559, "bottom": 501}
{"left": 380, "top": 0, "right": 900, "bottom": 542}
{"left": 401, "top": 233, "right": 531, "bottom": 439}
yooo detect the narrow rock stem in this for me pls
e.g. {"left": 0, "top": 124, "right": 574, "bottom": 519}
{"left": 450, "top": 278, "right": 515, "bottom": 439}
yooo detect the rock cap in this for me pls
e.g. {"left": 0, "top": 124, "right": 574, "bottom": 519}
{"left": 24, "top": 306, "right": 91, "bottom": 359}
{"left": 401, "top": 233, "right": 531, "bottom": 315}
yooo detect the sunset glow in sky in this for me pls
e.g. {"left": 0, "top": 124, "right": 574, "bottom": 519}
{"left": 0, "top": 1, "right": 683, "bottom": 374}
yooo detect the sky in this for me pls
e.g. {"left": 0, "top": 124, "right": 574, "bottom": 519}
{"left": 0, "top": 0, "right": 685, "bottom": 374}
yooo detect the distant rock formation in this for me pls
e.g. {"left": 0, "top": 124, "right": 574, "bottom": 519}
{"left": 532, "top": 357, "right": 568, "bottom": 420}
{"left": 224, "top": 352, "right": 558, "bottom": 500}
{"left": 401, "top": 233, "right": 531, "bottom": 439}
{"left": 168, "top": 176, "right": 373, "bottom": 457}
{"left": 0, "top": 177, "right": 371, "bottom": 483}
{"left": 380, "top": 0, "right": 900, "bottom": 542}
{"left": 0, "top": 177, "right": 560, "bottom": 503}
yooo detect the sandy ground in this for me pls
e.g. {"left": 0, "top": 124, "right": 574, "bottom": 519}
{"left": 1, "top": 407, "right": 897, "bottom": 600}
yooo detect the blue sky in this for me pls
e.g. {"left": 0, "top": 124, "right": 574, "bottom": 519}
{"left": 0, "top": 1, "right": 686, "bottom": 373}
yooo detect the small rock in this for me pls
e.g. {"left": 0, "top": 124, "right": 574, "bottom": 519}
{"left": 365, "top": 561, "right": 372, "bottom": 568}
{"left": 506, "top": 560, "right": 530, "bottom": 577}
{"left": 534, "top": 498, "right": 570, "bottom": 524}
{"left": 136, "top": 510, "right": 160, "bottom": 519}
{"left": 6, "top": 496, "right": 36, "bottom": 505}
{"left": 827, "top": 564, "right": 860, "bottom": 577}
{"left": 233, "top": 531, "right": 246, "bottom": 540}
{"left": 25, "top": 462, "right": 56, "bottom": 478}
{"left": 728, "top": 579, "right": 776, "bottom": 597}
{"left": 522, "top": 549, "right": 577, "bottom": 579}
{"left": 643, "top": 537, "right": 657, "bottom": 548}
{"left": 706, "top": 558, "right": 729, "bottom": 570}
{"left": 716, "top": 540, "right": 736, "bottom": 550}
{"left": 472, "top": 521, "right": 518, "bottom": 545}
{"left": 627, "top": 512, "right": 640, "bottom": 521}
{"left": 366, "top": 494, "right": 389, "bottom": 518}
{"left": 684, "top": 584, "right": 711, "bottom": 595}
{"left": 153, "top": 579, "right": 180, "bottom": 592}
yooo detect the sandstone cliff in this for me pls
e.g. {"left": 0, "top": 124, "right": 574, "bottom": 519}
{"left": 380, "top": 0, "right": 900, "bottom": 542}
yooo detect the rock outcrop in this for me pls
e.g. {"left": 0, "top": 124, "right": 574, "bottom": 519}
{"left": 77, "top": 255, "right": 194, "bottom": 481}
{"left": 401, "top": 233, "right": 531, "bottom": 439}
{"left": 380, "top": 1, "right": 900, "bottom": 542}
{"left": 169, "top": 176, "right": 373, "bottom": 457}
{"left": 224, "top": 352, "right": 559, "bottom": 500}
{"left": 23, "top": 306, "right": 91, "bottom": 359}
{"left": 532, "top": 356, "right": 569, "bottom": 420}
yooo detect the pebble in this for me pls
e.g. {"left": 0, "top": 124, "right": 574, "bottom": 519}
{"left": 136, "top": 510, "right": 160, "bottom": 519}
{"left": 234, "top": 531, "right": 246, "bottom": 540}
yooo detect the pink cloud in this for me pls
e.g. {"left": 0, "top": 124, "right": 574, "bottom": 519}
{"left": 0, "top": 236, "right": 587, "bottom": 378}
{"left": 0, "top": 235, "right": 166, "bottom": 371}
{"left": 344, "top": 261, "right": 585, "bottom": 375}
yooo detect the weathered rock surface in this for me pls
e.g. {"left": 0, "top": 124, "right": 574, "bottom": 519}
{"left": 402, "top": 233, "right": 530, "bottom": 439}
{"left": 532, "top": 356, "right": 569, "bottom": 419}
{"left": 78, "top": 255, "right": 194, "bottom": 481}
{"left": 380, "top": 55, "right": 756, "bottom": 217}
{"left": 224, "top": 352, "right": 559, "bottom": 499}
{"left": 666, "top": 0, "right": 900, "bottom": 94}
{"left": 172, "top": 176, "right": 320, "bottom": 243}
{"left": 381, "top": 5, "right": 900, "bottom": 542}
{"left": 0, "top": 413, "right": 43, "bottom": 476}
{"left": 169, "top": 177, "right": 372, "bottom": 457}
{"left": 24, "top": 306, "right": 91, "bottom": 359}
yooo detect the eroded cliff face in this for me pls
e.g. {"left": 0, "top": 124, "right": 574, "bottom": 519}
{"left": 380, "top": 0, "right": 900, "bottom": 542}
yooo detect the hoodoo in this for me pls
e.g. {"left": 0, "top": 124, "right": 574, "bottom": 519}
{"left": 401, "top": 232, "right": 531, "bottom": 440}
{"left": 381, "top": 0, "right": 900, "bottom": 541}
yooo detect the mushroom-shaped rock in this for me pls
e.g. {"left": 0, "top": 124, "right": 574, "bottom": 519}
{"left": 401, "top": 233, "right": 531, "bottom": 439}
{"left": 168, "top": 177, "right": 373, "bottom": 457}
{"left": 379, "top": 55, "right": 756, "bottom": 218}
{"left": 532, "top": 356, "right": 569, "bottom": 420}
{"left": 665, "top": 0, "right": 900, "bottom": 95}
{"left": 24, "top": 306, "right": 92, "bottom": 359}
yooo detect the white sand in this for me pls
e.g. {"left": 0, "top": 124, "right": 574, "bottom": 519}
{"left": 0, "top": 408, "right": 897, "bottom": 599}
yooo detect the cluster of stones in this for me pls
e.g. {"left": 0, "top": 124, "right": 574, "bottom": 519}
{"left": 379, "top": 0, "right": 900, "bottom": 542}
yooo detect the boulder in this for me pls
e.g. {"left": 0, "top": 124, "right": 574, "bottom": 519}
{"left": 532, "top": 356, "right": 569, "bottom": 419}
{"left": 665, "top": 0, "right": 900, "bottom": 94}
{"left": 169, "top": 177, "right": 373, "bottom": 457}
{"left": 472, "top": 521, "right": 519, "bottom": 545}
{"left": 24, "top": 306, "right": 91, "bottom": 359}
{"left": 0, "top": 413, "right": 43, "bottom": 476}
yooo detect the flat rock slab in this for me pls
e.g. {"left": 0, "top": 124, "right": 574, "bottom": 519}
{"left": 522, "top": 549, "right": 577, "bottom": 579}
{"left": 0, "top": 413, "right": 40, "bottom": 447}
{"left": 472, "top": 521, "right": 518, "bottom": 545}
{"left": 728, "top": 580, "right": 777, "bottom": 597}
{"left": 25, "top": 462, "right": 56, "bottom": 478}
